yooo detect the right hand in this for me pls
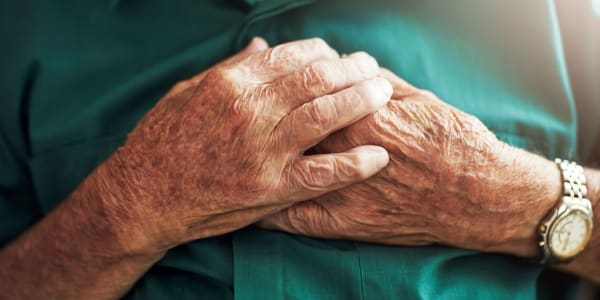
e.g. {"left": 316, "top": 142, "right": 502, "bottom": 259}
{"left": 100, "top": 38, "right": 392, "bottom": 254}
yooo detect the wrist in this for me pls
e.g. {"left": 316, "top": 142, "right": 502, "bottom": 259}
{"left": 82, "top": 151, "right": 173, "bottom": 258}
{"left": 476, "top": 144, "right": 561, "bottom": 257}
{"left": 0, "top": 153, "right": 168, "bottom": 299}
{"left": 505, "top": 152, "right": 561, "bottom": 258}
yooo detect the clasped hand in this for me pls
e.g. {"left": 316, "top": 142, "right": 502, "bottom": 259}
{"left": 103, "top": 38, "right": 392, "bottom": 254}
{"left": 259, "top": 69, "right": 559, "bottom": 258}
{"left": 105, "top": 37, "right": 556, "bottom": 258}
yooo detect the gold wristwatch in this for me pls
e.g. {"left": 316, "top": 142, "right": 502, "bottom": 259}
{"left": 538, "top": 159, "right": 594, "bottom": 264}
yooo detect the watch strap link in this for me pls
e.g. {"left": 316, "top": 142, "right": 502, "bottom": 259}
{"left": 556, "top": 158, "right": 588, "bottom": 200}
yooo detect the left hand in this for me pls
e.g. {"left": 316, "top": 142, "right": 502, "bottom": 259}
{"left": 258, "top": 69, "right": 561, "bottom": 257}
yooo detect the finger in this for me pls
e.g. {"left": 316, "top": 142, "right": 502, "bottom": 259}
{"left": 232, "top": 38, "right": 339, "bottom": 82}
{"left": 268, "top": 51, "right": 381, "bottom": 113}
{"left": 281, "top": 145, "right": 389, "bottom": 203}
{"left": 166, "top": 37, "right": 270, "bottom": 97}
{"left": 378, "top": 69, "right": 444, "bottom": 105}
{"left": 257, "top": 210, "right": 302, "bottom": 234}
{"left": 378, "top": 68, "right": 420, "bottom": 99}
{"left": 257, "top": 201, "right": 334, "bottom": 238}
{"left": 278, "top": 77, "right": 392, "bottom": 152}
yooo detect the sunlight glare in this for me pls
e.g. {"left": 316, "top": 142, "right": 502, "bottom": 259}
{"left": 592, "top": 0, "right": 600, "bottom": 17}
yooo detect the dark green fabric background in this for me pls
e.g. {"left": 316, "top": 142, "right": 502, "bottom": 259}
{"left": 0, "top": 0, "right": 593, "bottom": 299}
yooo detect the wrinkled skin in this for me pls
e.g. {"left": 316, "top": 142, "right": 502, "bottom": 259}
{"left": 0, "top": 38, "right": 400, "bottom": 299}
{"left": 260, "top": 70, "right": 562, "bottom": 256}
{"left": 102, "top": 38, "right": 393, "bottom": 253}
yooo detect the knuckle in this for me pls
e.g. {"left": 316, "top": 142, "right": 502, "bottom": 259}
{"left": 261, "top": 47, "right": 278, "bottom": 66}
{"left": 343, "top": 79, "right": 389, "bottom": 114}
{"left": 351, "top": 50, "right": 370, "bottom": 59}
{"left": 338, "top": 155, "right": 368, "bottom": 181}
{"left": 285, "top": 206, "right": 311, "bottom": 232}
{"left": 307, "top": 38, "right": 332, "bottom": 53}
{"left": 417, "top": 89, "right": 438, "bottom": 100}
{"left": 294, "top": 159, "right": 337, "bottom": 190}
{"left": 461, "top": 112, "right": 489, "bottom": 133}
{"left": 285, "top": 38, "right": 338, "bottom": 64}
{"left": 170, "top": 81, "right": 191, "bottom": 93}
{"left": 303, "top": 62, "right": 336, "bottom": 94}
{"left": 347, "top": 51, "right": 379, "bottom": 76}
{"left": 268, "top": 38, "right": 334, "bottom": 66}
{"left": 287, "top": 203, "right": 333, "bottom": 237}
{"left": 357, "top": 80, "right": 386, "bottom": 110}
{"left": 305, "top": 96, "right": 337, "bottom": 132}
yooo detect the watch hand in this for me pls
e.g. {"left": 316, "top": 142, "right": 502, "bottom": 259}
{"left": 563, "top": 232, "right": 572, "bottom": 252}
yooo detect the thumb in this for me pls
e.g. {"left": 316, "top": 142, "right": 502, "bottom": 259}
{"left": 281, "top": 145, "right": 389, "bottom": 204}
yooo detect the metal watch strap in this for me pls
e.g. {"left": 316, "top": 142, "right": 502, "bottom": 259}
{"left": 538, "top": 159, "right": 590, "bottom": 264}
{"left": 556, "top": 159, "right": 588, "bottom": 200}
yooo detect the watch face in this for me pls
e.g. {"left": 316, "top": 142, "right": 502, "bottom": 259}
{"left": 549, "top": 211, "right": 592, "bottom": 258}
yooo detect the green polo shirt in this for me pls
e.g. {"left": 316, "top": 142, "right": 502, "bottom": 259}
{"left": 0, "top": 0, "right": 595, "bottom": 299}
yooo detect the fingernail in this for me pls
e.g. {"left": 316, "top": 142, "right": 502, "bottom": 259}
{"left": 376, "top": 77, "right": 393, "bottom": 98}
{"left": 366, "top": 145, "right": 389, "bottom": 169}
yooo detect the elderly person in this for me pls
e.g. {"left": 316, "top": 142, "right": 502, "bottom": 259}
{"left": 0, "top": 0, "right": 598, "bottom": 299}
